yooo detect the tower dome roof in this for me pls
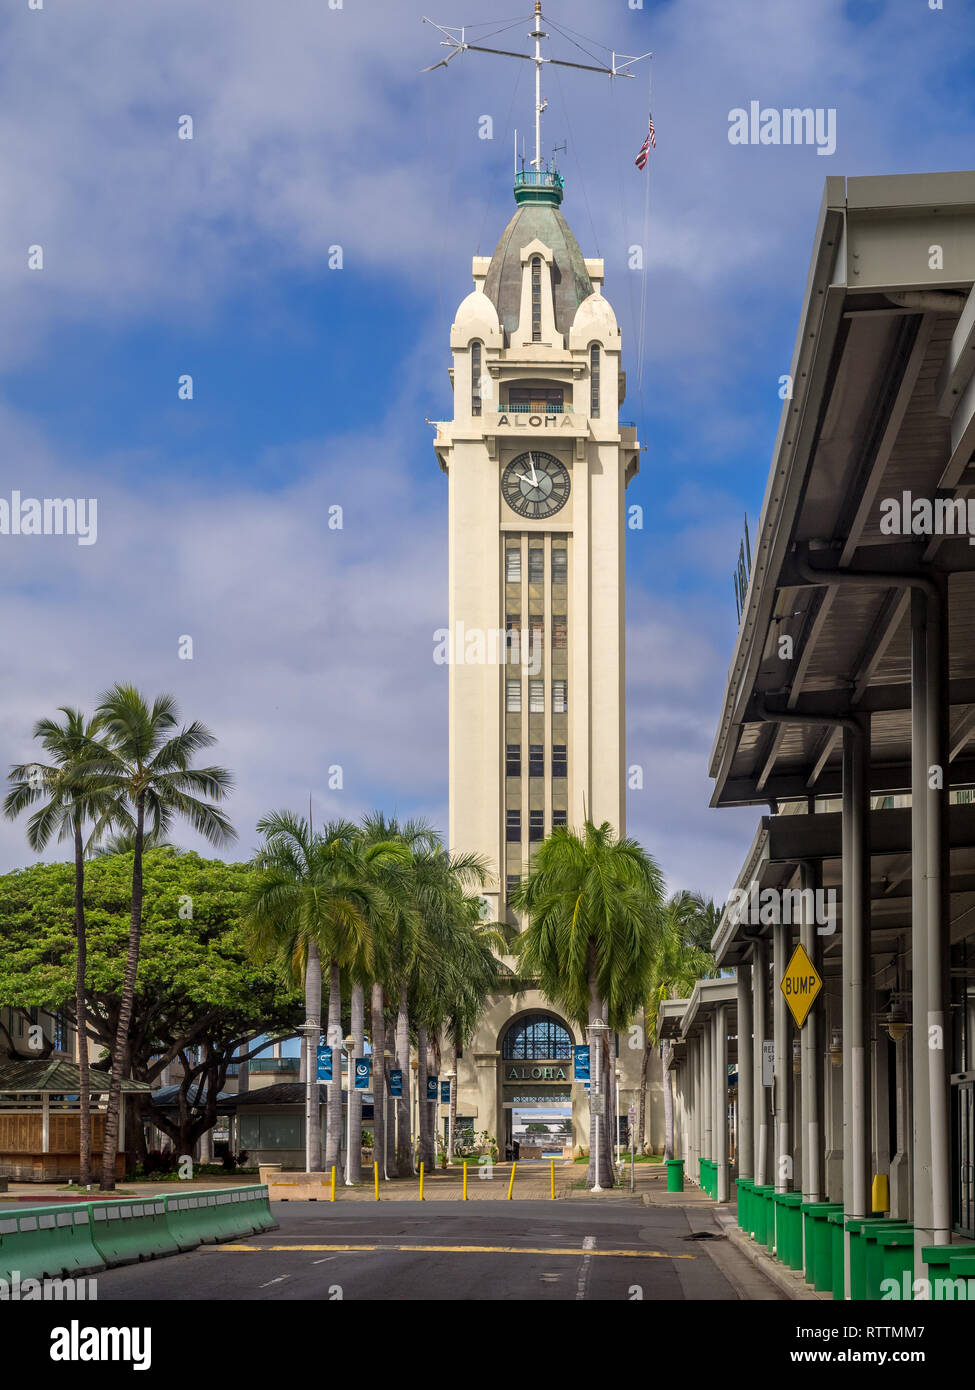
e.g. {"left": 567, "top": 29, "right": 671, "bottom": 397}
{"left": 483, "top": 188, "right": 593, "bottom": 340}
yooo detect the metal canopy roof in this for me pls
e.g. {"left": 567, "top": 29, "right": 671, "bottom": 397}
{"left": 679, "top": 978, "right": 738, "bottom": 1038}
{"left": 710, "top": 172, "right": 975, "bottom": 811}
{"left": 0, "top": 1060, "right": 150, "bottom": 1094}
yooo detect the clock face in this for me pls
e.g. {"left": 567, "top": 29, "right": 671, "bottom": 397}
{"left": 501, "top": 452, "right": 570, "bottom": 519}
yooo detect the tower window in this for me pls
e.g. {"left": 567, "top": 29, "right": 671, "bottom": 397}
{"left": 590, "top": 343, "right": 600, "bottom": 418}
{"left": 529, "top": 810, "right": 545, "bottom": 841}
{"left": 552, "top": 680, "right": 567, "bottom": 714}
{"left": 506, "top": 547, "right": 521, "bottom": 583}
{"left": 552, "top": 745, "right": 567, "bottom": 777}
{"left": 502, "top": 1013, "right": 573, "bottom": 1061}
{"left": 506, "top": 679, "right": 521, "bottom": 713}
{"left": 528, "top": 548, "right": 544, "bottom": 583}
{"left": 529, "top": 679, "right": 544, "bottom": 713}
{"left": 531, "top": 256, "right": 542, "bottom": 342}
{"left": 506, "top": 743, "right": 521, "bottom": 777}
{"left": 471, "top": 341, "right": 482, "bottom": 416}
{"left": 506, "top": 874, "right": 521, "bottom": 896}
{"left": 506, "top": 809, "right": 521, "bottom": 842}
{"left": 552, "top": 547, "right": 567, "bottom": 584}
{"left": 552, "top": 616, "right": 567, "bottom": 649}
{"left": 529, "top": 745, "right": 544, "bottom": 777}
{"left": 553, "top": 809, "right": 567, "bottom": 828}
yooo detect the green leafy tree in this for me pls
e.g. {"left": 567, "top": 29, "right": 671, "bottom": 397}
{"left": 0, "top": 852, "right": 302, "bottom": 1158}
{"left": 510, "top": 821, "right": 666, "bottom": 1189}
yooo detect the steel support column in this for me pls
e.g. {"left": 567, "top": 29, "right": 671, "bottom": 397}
{"left": 773, "top": 919, "right": 793, "bottom": 1193}
{"left": 800, "top": 860, "right": 823, "bottom": 1204}
{"left": 753, "top": 939, "right": 769, "bottom": 1187}
{"left": 737, "top": 965, "right": 754, "bottom": 1184}
{"left": 842, "top": 715, "right": 871, "bottom": 1299}
{"left": 703, "top": 1016, "right": 713, "bottom": 1167}
{"left": 716, "top": 1003, "right": 729, "bottom": 1202}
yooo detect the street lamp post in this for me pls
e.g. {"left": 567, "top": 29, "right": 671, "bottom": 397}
{"left": 343, "top": 1034, "right": 355, "bottom": 1186}
{"left": 411, "top": 1058, "right": 420, "bottom": 1173}
{"left": 382, "top": 1049, "right": 392, "bottom": 1179}
{"left": 587, "top": 1019, "right": 608, "bottom": 1192}
{"left": 615, "top": 1066, "right": 622, "bottom": 1169}
{"left": 298, "top": 1020, "right": 317, "bottom": 1175}
{"left": 445, "top": 1069, "right": 456, "bottom": 1164}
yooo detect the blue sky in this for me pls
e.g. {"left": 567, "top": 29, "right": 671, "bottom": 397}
{"left": 1, "top": 0, "right": 974, "bottom": 899}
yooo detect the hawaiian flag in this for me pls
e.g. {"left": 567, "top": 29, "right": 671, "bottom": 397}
{"left": 635, "top": 114, "right": 656, "bottom": 169}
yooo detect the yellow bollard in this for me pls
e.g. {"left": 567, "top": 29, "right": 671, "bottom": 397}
{"left": 463, "top": 1162, "right": 468, "bottom": 1201}
{"left": 331, "top": 1165, "right": 336, "bottom": 1202}
{"left": 374, "top": 1160, "right": 380, "bottom": 1201}
{"left": 550, "top": 1159, "right": 555, "bottom": 1200}
{"left": 419, "top": 1161, "right": 424, "bottom": 1201}
{"left": 507, "top": 1161, "right": 517, "bottom": 1200}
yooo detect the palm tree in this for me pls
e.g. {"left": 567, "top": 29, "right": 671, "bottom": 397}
{"left": 90, "top": 828, "right": 179, "bottom": 857}
{"left": 81, "top": 685, "right": 235, "bottom": 1189}
{"left": 3, "top": 708, "right": 123, "bottom": 1188}
{"left": 245, "top": 813, "right": 374, "bottom": 1173}
{"left": 510, "top": 821, "right": 666, "bottom": 1189}
{"left": 643, "top": 890, "right": 720, "bottom": 1158}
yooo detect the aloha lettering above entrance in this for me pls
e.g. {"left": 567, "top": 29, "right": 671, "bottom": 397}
{"left": 505, "top": 1064, "right": 568, "bottom": 1081}
{"left": 495, "top": 414, "right": 578, "bottom": 429}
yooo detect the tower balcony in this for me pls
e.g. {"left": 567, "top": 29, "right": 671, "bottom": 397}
{"left": 514, "top": 169, "right": 564, "bottom": 207}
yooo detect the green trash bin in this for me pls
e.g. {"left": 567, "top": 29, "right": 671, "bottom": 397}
{"left": 666, "top": 1159, "right": 684, "bottom": 1193}
{"left": 737, "top": 1178, "right": 754, "bottom": 1231}
{"left": 752, "top": 1185, "right": 775, "bottom": 1249}
{"left": 773, "top": 1193, "right": 804, "bottom": 1270}
{"left": 846, "top": 1217, "right": 905, "bottom": 1301}
{"left": 828, "top": 1211, "right": 846, "bottom": 1300}
{"left": 922, "top": 1244, "right": 975, "bottom": 1299}
{"left": 864, "top": 1223, "right": 913, "bottom": 1301}
{"left": 801, "top": 1201, "right": 843, "bottom": 1291}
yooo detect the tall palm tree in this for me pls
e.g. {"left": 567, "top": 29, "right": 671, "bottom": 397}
{"left": 90, "top": 828, "right": 179, "bottom": 857}
{"left": 245, "top": 813, "right": 375, "bottom": 1173}
{"left": 4, "top": 708, "right": 123, "bottom": 1188}
{"left": 643, "top": 890, "right": 720, "bottom": 1158}
{"left": 81, "top": 685, "right": 235, "bottom": 1189}
{"left": 510, "top": 821, "right": 666, "bottom": 1189}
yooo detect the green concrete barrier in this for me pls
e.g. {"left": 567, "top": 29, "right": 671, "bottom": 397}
{"left": 164, "top": 1185, "right": 277, "bottom": 1248}
{"left": 89, "top": 1196, "right": 181, "bottom": 1267}
{"left": 801, "top": 1201, "right": 843, "bottom": 1291}
{"left": 773, "top": 1193, "right": 803, "bottom": 1270}
{"left": 828, "top": 1210, "right": 846, "bottom": 1300}
{"left": 865, "top": 1223, "right": 913, "bottom": 1301}
{"left": 0, "top": 1203, "right": 105, "bottom": 1282}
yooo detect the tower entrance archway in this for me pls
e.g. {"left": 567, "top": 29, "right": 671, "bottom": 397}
{"left": 499, "top": 1011, "right": 575, "bottom": 1160}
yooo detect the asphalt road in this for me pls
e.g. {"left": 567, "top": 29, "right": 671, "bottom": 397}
{"left": 93, "top": 1199, "right": 784, "bottom": 1301}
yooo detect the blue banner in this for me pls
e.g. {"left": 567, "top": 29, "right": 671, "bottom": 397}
{"left": 440, "top": 1080, "right": 451, "bottom": 1104}
{"left": 389, "top": 1068, "right": 403, "bottom": 1099}
{"left": 354, "top": 1057, "right": 372, "bottom": 1091}
{"left": 573, "top": 1045, "right": 590, "bottom": 1082}
{"left": 316, "top": 1045, "right": 333, "bottom": 1083}
{"left": 426, "top": 1075, "right": 439, "bottom": 1101}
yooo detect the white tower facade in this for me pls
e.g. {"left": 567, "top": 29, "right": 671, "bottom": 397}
{"left": 434, "top": 170, "right": 640, "bottom": 922}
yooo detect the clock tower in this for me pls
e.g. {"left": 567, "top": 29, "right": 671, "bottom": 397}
{"left": 433, "top": 166, "right": 640, "bottom": 923}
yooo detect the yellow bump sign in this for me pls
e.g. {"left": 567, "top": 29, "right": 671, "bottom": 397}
{"left": 780, "top": 942, "right": 822, "bottom": 1027}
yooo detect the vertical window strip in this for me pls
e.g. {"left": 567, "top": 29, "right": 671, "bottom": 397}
{"left": 531, "top": 257, "right": 542, "bottom": 342}
{"left": 471, "top": 341, "right": 482, "bottom": 416}
{"left": 590, "top": 343, "right": 600, "bottom": 418}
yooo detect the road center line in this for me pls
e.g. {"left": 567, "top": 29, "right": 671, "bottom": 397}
{"left": 207, "top": 1243, "right": 693, "bottom": 1259}
{"left": 575, "top": 1235, "right": 595, "bottom": 1300}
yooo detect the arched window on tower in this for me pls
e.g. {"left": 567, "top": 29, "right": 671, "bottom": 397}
{"left": 590, "top": 343, "right": 600, "bottom": 418}
{"left": 471, "top": 340, "right": 482, "bottom": 416}
{"left": 531, "top": 256, "right": 543, "bottom": 342}
{"left": 502, "top": 1013, "right": 573, "bottom": 1061}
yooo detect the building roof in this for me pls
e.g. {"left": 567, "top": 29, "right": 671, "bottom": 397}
{"left": 483, "top": 198, "right": 593, "bottom": 339}
{"left": 708, "top": 171, "right": 975, "bottom": 812}
{"left": 0, "top": 1060, "right": 150, "bottom": 1093}
{"left": 223, "top": 1083, "right": 322, "bottom": 1108}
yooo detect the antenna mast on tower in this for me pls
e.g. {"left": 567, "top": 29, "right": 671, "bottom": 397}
{"left": 422, "top": 4, "right": 652, "bottom": 175}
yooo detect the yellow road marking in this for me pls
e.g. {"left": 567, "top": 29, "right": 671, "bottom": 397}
{"left": 206, "top": 1243, "right": 693, "bottom": 1259}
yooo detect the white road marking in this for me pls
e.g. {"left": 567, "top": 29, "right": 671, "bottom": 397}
{"left": 575, "top": 1236, "right": 596, "bottom": 1301}
{"left": 259, "top": 1274, "right": 291, "bottom": 1289}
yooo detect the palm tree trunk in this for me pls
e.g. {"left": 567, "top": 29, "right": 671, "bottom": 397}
{"left": 305, "top": 940, "right": 323, "bottom": 1172}
{"left": 324, "top": 961, "right": 342, "bottom": 1168}
{"left": 349, "top": 982, "right": 364, "bottom": 1183}
{"left": 101, "top": 792, "right": 145, "bottom": 1190}
{"left": 394, "top": 988, "right": 411, "bottom": 1177}
{"left": 606, "top": 1024, "right": 618, "bottom": 1178}
{"left": 663, "top": 1040, "right": 675, "bottom": 1160}
{"left": 371, "top": 984, "right": 386, "bottom": 1178}
{"left": 638, "top": 1043, "right": 650, "bottom": 1157}
{"left": 73, "top": 824, "right": 91, "bottom": 1189}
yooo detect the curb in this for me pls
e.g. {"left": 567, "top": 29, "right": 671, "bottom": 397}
{"left": 716, "top": 1213, "right": 828, "bottom": 1301}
